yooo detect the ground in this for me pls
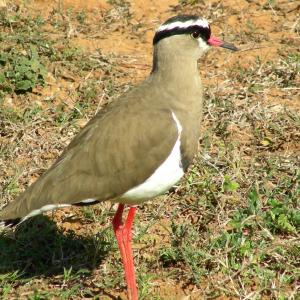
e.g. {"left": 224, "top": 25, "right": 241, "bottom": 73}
{"left": 0, "top": 0, "right": 299, "bottom": 299}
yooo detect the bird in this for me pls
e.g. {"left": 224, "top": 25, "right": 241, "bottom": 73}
{"left": 0, "top": 15, "right": 238, "bottom": 300}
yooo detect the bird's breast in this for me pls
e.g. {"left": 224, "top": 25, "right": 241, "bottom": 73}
{"left": 117, "top": 111, "right": 184, "bottom": 205}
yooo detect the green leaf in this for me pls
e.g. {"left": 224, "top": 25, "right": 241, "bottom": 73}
{"left": 277, "top": 214, "right": 296, "bottom": 234}
{"left": 0, "top": 53, "right": 8, "bottom": 65}
{"left": 15, "top": 80, "right": 33, "bottom": 91}
{"left": 223, "top": 175, "right": 240, "bottom": 192}
{"left": 292, "top": 211, "right": 300, "bottom": 227}
{"left": 248, "top": 188, "right": 259, "bottom": 214}
{"left": 30, "top": 44, "right": 39, "bottom": 60}
{"left": 0, "top": 72, "right": 6, "bottom": 83}
{"left": 268, "top": 198, "right": 281, "bottom": 208}
{"left": 240, "top": 239, "right": 252, "bottom": 256}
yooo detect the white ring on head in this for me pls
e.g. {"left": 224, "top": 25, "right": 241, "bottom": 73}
{"left": 157, "top": 19, "right": 209, "bottom": 32}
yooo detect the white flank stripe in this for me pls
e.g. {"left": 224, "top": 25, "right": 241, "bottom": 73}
{"left": 21, "top": 203, "right": 71, "bottom": 223}
{"left": 171, "top": 111, "right": 182, "bottom": 133}
{"left": 157, "top": 19, "right": 209, "bottom": 32}
{"left": 121, "top": 111, "right": 184, "bottom": 202}
{"left": 80, "top": 198, "right": 98, "bottom": 204}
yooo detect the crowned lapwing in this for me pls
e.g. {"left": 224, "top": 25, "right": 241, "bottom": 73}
{"left": 0, "top": 15, "right": 238, "bottom": 299}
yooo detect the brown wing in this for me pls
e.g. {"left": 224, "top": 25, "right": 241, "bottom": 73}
{"left": 0, "top": 92, "right": 178, "bottom": 221}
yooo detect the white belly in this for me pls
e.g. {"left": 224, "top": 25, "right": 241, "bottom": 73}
{"left": 120, "top": 112, "right": 184, "bottom": 204}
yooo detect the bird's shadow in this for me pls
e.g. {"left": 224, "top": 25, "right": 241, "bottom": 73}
{"left": 0, "top": 215, "right": 113, "bottom": 279}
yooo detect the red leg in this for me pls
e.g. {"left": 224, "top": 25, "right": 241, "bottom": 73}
{"left": 112, "top": 204, "right": 138, "bottom": 300}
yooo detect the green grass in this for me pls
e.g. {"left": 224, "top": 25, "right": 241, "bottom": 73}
{"left": 0, "top": 1, "right": 299, "bottom": 299}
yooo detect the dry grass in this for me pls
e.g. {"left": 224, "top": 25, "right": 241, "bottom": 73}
{"left": 0, "top": 0, "right": 299, "bottom": 299}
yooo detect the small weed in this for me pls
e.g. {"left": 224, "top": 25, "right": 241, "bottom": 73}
{"left": 76, "top": 10, "right": 87, "bottom": 24}
{"left": 138, "top": 271, "right": 156, "bottom": 300}
{"left": 63, "top": 266, "right": 73, "bottom": 283}
{"left": 222, "top": 175, "right": 239, "bottom": 193}
{"left": 0, "top": 45, "right": 47, "bottom": 93}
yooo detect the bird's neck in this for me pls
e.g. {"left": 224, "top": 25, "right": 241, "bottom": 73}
{"left": 148, "top": 46, "right": 203, "bottom": 112}
{"left": 151, "top": 47, "right": 200, "bottom": 84}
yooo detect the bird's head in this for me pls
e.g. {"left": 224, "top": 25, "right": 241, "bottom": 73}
{"left": 153, "top": 15, "right": 238, "bottom": 59}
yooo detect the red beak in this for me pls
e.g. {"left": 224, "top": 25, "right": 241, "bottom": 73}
{"left": 208, "top": 37, "right": 238, "bottom": 51}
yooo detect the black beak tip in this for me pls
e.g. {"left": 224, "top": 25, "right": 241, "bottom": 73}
{"left": 221, "top": 42, "right": 239, "bottom": 51}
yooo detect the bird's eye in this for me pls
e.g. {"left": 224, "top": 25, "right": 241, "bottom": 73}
{"left": 191, "top": 31, "right": 201, "bottom": 39}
